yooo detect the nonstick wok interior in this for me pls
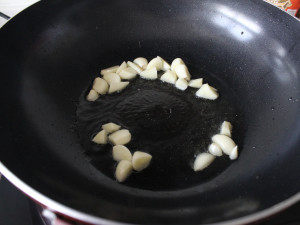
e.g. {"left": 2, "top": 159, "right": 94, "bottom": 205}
{"left": 0, "top": 0, "right": 299, "bottom": 224}
{"left": 77, "top": 69, "right": 244, "bottom": 191}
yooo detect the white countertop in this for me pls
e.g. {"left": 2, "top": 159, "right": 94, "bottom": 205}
{"left": 0, "top": 0, "right": 39, "bottom": 27}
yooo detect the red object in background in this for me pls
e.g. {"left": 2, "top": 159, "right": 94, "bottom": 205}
{"left": 265, "top": 0, "right": 300, "bottom": 17}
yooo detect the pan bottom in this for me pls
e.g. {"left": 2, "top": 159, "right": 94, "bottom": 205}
{"left": 76, "top": 75, "right": 245, "bottom": 191}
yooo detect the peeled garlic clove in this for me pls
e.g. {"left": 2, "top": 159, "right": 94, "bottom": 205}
{"left": 220, "top": 121, "right": 232, "bottom": 137}
{"left": 174, "top": 64, "right": 190, "bottom": 80}
{"left": 175, "top": 78, "right": 188, "bottom": 91}
{"left": 212, "top": 134, "right": 237, "bottom": 155}
{"left": 103, "top": 73, "right": 121, "bottom": 85}
{"left": 112, "top": 145, "right": 132, "bottom": 161}
{"left": 115, "top": 160, "right": 132, "bottom": 182}
{"left": 92, "top": 129, "right": 108, "bottom": 144}
{"left": 196, "top": 83, "right": 219, "bottom": 100}
{"left": 109, "top": 129, "right": 131, "bottom": 145}
{"left": 92, "top": 77, "right": 109, "bottom": 94}
{"left": 189, "top": 78, "right": 203, "bottom": 88}
{"left": 132, "top": 151, "right": 152, "bottom": 171}
{"left": 171, "top": 58, "right": 185, "bottom": 71}
{"left": 116, "top": 61, "right": 127, "bottom": 74}
{"left": 185, "top": 73, "right": 191, "bottom": 81}
{"left": 146, "top": 57, "right": 163, "bottom": 70}
{"left": 212, "top": 86, "right": 218, "bottom": 91}
{"left": 139, "top": 68, "right": 158, "bottom": 80}
{"left": 108, "top": 82, "right": 129, "bottom": 94}
{"left": 208, "top": 143, "right": 223, "bottom": 156}
{"left": 86, "top": 89, "right": 99, "bottom": 101}
{"left": 193, "top": 153, "right": 215, "bottom": 171}
{"left": 127, "top": 61, "right": 143, "bottom": 73}
{"left": 163, "top": 62, "right": 171, "bottom": 71}
{"left": 157, "top": 56, "right": 171, "bottom": 71}
{"left": 229, "top": 146, "right": 238, "bottom": 160}
{"left": 102, "top": 122, "right": 121, "bottom": 133}
{"left": 160, "top": 70, "right": 177, "bottom": 84}
{"left": 101, "top": 65, "right": 119, "bottom": 75}
{"left": 133, "top": 57, "right": 148, "bottom": 70}
{"left": 118, "top": 67, "right": 137, "bottom": 80}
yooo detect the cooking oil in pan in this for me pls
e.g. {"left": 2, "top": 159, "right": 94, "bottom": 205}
{"left": 76, "top": 75, "right": 244, "bottom": 191}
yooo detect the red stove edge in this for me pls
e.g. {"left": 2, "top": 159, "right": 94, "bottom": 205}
{"left": 0, "top": 161, "right": 299, "bottom": 225}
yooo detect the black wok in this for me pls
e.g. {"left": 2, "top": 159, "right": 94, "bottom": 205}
{"left": 0, "top": 0, "right": 299, "bottom": 224}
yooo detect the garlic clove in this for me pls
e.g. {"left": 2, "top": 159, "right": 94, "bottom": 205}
{"left": 116, "top": 61, "right": 127, "bottom": 74}
{"left": 92, "top": 77, "right": 109, "bottom": 95}
{"left": 92, "top": 129, "right": 108, "bottom": 144}
{"left": 220, "top": 121, "right": 232, "bottom": 137}
{"left": 196, "top": 83, "right": 219, "bottom": 100}
{"left": 174, "top": 64, "right": 191, "bottom": 80}
{"left": 115, "top": 160, "right": 133, "bottom": 182}
{"left": 160, "top": 70, "right": 177, "bottom": 84}
{"left": 171, "top": 58, "right": 185, "bottom": 71}
{"left": 102, "top": 73, "right": 121, "bottom": 85}
{"left": 189, "top": 78, "right": 203, "bottom": 88}
{"left": 175, "top": 78, "right": 188, "bottom": 91}
{"left": 86, "top": 89, "right": 99, "bottom": 101}
{"left": 132, "top": 151, "right": 152, "bottom": 171}
{"left": 133, "top": 57, "right": 148, "bottom": 70}
{"left": 229, "top": 146, "right": 238, "bottom": 160}
{"left": 211, "top": 134, "right": 237, "bottom": 155}
{"left": 118, "top": 67, "right": 137, "bottom": 80}
{"left": 112, "top": 145, "right": 132, "bottom": 161}
{"left": 109, "top": 129, "right": 131, "bottom": 145}
{"left": 139, "top": 68, "right": 158, "bottom": 80}
{"left": 193, "top": 153, "right": 215, "bottom": 171}
{"left": 212, "top": 86, "right": 218, "bottom": 91}
{"left": 102, "top": 122, "right": 121, "bottom": 133}
{"left": 157, "top": 56, "right": 171, "bottom": 71}
{"left": 185, "top": 73, "right": 191, "bottom": 81}
{"left": 127, "top": 61, "right": 143, "bottom": 73}
{"left": 108, "top": 82, "right": 129, "bottom": 94}
{"left": 101, "top": 65, "right": 119, "bottom": 75}
{"left": 208, "top": 143, "right": 223, "bottom": 156}
{"left": 146, "top": 57, "right": 163, "bottom": 70}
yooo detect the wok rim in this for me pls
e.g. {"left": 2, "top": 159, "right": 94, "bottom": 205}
{"left": 1, "top": 161, "right": 299, "bottom": 225}
{"left": 0, "top": 0, "right": 299, "bottom": 224}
